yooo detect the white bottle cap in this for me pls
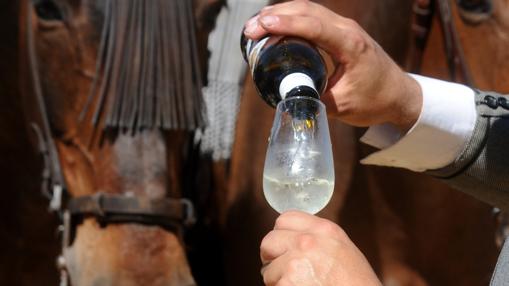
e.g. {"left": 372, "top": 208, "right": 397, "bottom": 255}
{"left": 279, "top": 72, "right": 317, "bottom": 99}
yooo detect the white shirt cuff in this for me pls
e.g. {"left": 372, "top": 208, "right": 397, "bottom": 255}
{"left": 360, "top": 74, "right": 477, "bottom": 172}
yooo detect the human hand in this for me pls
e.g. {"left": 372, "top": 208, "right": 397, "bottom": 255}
{"left": 260, "top": 211, "right": 381, "bottom": 286}
{"left": 244, "top": 0, "right": 422, "bottom": 132}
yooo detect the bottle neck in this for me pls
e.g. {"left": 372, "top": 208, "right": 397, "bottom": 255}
{"left": 279, "top": 72, "right": 319, "bottom": 100}
{"left": 286, "top": 86, "right": 320, "bottom": 100}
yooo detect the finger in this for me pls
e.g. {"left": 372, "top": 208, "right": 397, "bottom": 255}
{"left": 274, "top": 210, "right": 320, "bottom": 231}
{"left": 254, "top": 14, "right": 359, "bottom": 61}
{"left": 261, "top": 253, "right": 292, "bottom": 286}
{"left": 244, "top": 1, "right": 334, "bottom": 40}
{"left": 274, "top": 211, "right": 345, "bottom": 240}
{"left": 260, "top": 0, "right": 340, "bottom": 21}
{"left": 262, "top": 254, "right": 318, "bottom": 286}
{"left": 260, "top": 229, "right": 299, "bottom": 265}
{"left": 260, "top": 0, "right": 320, "bottom": 17}
{"left": 274, "top": 211, "right": 322, "bottom": 231}
{"left": 243, "top": 14, "right": 264, "bottom": 39}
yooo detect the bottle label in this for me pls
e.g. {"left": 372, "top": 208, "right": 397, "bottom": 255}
{"left": 245, "top": 36, "right": 282, "bottom": 74}
{"left": 279, "top": 73, "right": 317, "bottom": 99}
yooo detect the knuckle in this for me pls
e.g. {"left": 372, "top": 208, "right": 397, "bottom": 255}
{"left": 341, "top": 19, "right": 369, "bottom": 54}
{"left": 296, "top": 233, "right": 316, "bottom": 251}
{"left": 306, "top": 18, "right": 323, "bottom": 40}
{"left": 278, "top": 258, "right": 315, "bottom": 286}
{"left": 274, "top": 211, "right": 297, "bottom": 228}
{"left": 296, "top": 0, "right": 312, "bottom": 10}
{"left": 349, "top": 33, "right": 368, "bottom": 54}
{"left": 318, "top": 220, "right": 348, "bottom": 241}
{"left": 315, "top": 220, "right": 339, "bottom": 235}
{"left": 262, "top": 270, "right": 273, "bottom": 285}
{"left": 344, "top": 18, "right": 361, "bottom": 30}
{"left": 286, "top": 258, "right": 305, "bottom": 274}
{"left": 260, "top": 231, "right": 275, "bottom": 251}
{"left": 294, "top": 0, "right": 320, "bottom": 16}
{"left": 274, "top": 214, "right": 289, "bottom": 229}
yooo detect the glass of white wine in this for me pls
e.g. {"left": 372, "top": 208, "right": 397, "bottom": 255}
{"left": 263, "top": 96, "right": 334, "bottom": 214}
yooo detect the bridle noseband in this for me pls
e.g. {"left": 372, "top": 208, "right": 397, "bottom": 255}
{"left": 26, "top": 2, "right": 197, "bottom": 286}
{"left": 68, "top": 193, "right": 196, "bottom": 229}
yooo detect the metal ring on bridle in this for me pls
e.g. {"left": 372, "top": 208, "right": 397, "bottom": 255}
{"left": 181, "top": 198, "right": 197, "bottom": 227}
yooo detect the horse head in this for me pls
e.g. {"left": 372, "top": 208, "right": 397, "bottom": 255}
{"left": 19, "top": 0, "right": 224, "bottom": 285}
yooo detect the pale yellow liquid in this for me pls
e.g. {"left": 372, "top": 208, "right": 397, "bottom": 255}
{"left": 262, "top": 175, "right": 334, "bottom": 214}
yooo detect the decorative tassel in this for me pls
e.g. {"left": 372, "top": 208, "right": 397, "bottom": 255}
{"left": 195, "top": 0, "right": 268, "bottom": 161}
{"left": 81, "top": 0, "right": 206, "bottom": 132}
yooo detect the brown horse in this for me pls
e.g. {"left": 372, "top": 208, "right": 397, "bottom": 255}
{"left": 16, "top": 0, "right": 225, "bottom": 285}
{"left": 224, "top": 0, "right": 507, "bottom": 285}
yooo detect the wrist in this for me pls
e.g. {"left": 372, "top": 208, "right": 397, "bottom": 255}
{"left": 389, "top": 72, "right": 422, "bottom": 133}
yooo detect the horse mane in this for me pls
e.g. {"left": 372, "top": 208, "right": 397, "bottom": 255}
{"left": 80, "top": 0, "right": 206, "bottom": 132}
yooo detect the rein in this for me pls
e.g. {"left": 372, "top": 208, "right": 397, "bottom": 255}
{"left": 436, "top": 0, "right": 475, "bottom": 85}
{"left": 408, "top": 0, "right": 490, "bottom": 85}
{"left": 26, "top": 2, "right": 197, "bottom": 286}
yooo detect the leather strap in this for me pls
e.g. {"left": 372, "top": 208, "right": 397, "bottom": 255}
{"left": 27, "top": 1, "right": 68, "bottom": 213}
{"left": 436, "top": 0, "right": 475, "bottom": 85}
{"left": 407, "top": 0, "right": 434, "bottom": 73}
{"left": 68, "top": 193, "right": 196, "bottom": 228}
{"left": 407, "top": 0, "right": 476, "bottom": 87}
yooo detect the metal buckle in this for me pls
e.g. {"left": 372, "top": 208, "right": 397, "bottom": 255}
{"left": 180, "top": 198, "right": 196, "bottom": 227}
{"left": 49, "top": 184, "right": 63, "bottom": 212}
{"left": 91, "top": 192, "right": 106, "bottom": 217}
{"left": 30, "top": 123, "right": 53, "bottom": 199}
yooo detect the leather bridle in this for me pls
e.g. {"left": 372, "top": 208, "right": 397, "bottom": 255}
{"left": 408, "top": 0, "right": 493, "bottom": 86}
{"left": 26, "top": 2, "right": 196, "bottom": 285}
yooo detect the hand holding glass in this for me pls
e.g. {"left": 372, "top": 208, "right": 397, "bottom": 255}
{"left": 263, "top": 97, "right": 335, "bottom": 214}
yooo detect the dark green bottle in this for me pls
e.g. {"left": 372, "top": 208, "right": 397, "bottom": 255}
{"left": 241, "top": 34, "right": 328, "bottom": 108}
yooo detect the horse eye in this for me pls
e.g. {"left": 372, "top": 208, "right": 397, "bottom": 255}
{"left": 34, "top": 0, "right": 64, "bottom": 21}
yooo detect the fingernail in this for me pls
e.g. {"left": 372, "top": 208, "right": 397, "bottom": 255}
{"left": 246, "top": 15, "right": 259, "bottom": 27}
{"left": 244, "top": 22, "right": 258, "bottom": 35}
{"left": 260, "top": 15, "right": 279, "bottom": 27}
{"left": 262, "top": 5, "right": 273, "bottom": 11}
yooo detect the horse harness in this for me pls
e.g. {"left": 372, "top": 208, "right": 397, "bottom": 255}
{"left": 408, "top": 0, "right": 493, "bottom": 85}
{"left": 26, "top": 2, "right": 197, "bottom": 286}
